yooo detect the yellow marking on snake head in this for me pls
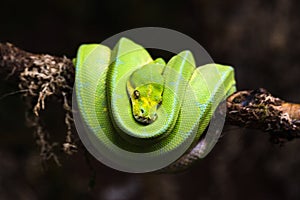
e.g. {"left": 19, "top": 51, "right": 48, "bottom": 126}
{"left": 130, "top": 83, "right": 163, "bottom": 124}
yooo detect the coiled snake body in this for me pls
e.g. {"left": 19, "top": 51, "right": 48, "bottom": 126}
{"left": 75, "top": 38, "right": 236, "bottom": 172}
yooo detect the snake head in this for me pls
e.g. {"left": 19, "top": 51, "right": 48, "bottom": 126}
{"left": 129, "top": 84, "right": 163, "bottom": 124}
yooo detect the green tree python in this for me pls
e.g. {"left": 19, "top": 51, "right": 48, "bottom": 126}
{"left": 74, "top": 38, "right": 236, "bottom": 172}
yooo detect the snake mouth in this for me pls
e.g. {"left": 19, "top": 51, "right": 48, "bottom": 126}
{"left": 134, "top": 114, "right": 157, "bottom": 125}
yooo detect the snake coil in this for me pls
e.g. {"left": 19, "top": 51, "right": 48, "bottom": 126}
{"left": 74, "top": 38, "right": 236, "bottom": 172}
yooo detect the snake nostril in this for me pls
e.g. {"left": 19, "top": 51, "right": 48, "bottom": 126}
{"left": 140, "top": 109, "right": 144, "bottom": 114}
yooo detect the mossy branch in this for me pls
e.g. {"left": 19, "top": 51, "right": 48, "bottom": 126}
{"left": 1, "top": 42, "right": 299, "bottom": 164}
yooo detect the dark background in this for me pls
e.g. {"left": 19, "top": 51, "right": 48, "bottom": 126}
{"left": 1, "top": 0, "right": 300, "bottom": 199}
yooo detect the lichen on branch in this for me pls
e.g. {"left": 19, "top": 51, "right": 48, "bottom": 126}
{"left": 1, "top": 42, "right": 77, "bottom": 164}
{"left": 227, "top": 88, "right": 300, "bottom": 144}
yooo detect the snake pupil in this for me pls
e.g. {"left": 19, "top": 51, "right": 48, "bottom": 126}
{"left": 133, "top": 90, "right": 140, "bottom": 99}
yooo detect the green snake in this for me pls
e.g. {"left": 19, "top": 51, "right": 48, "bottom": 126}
{"left": 74, "top": 38, "right": 236, "bottom": 172}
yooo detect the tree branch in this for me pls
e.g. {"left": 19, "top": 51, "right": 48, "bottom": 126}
{"left": 0, "top": 42, "right": 77, "bottom": 164}
{"left": 1, "top": 42, "right": 299, "bottom": 164}
{"left": 226, "top": 88, "right": 300, "bottom": 144}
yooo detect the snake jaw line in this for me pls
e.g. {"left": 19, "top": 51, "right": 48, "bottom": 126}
{"left": 133, "top": 113, "right": 157, "bottom": 124}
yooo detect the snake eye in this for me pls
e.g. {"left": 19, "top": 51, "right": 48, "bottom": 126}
{"left": 133, "top": 90, "right": 140, "bottom": 99}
